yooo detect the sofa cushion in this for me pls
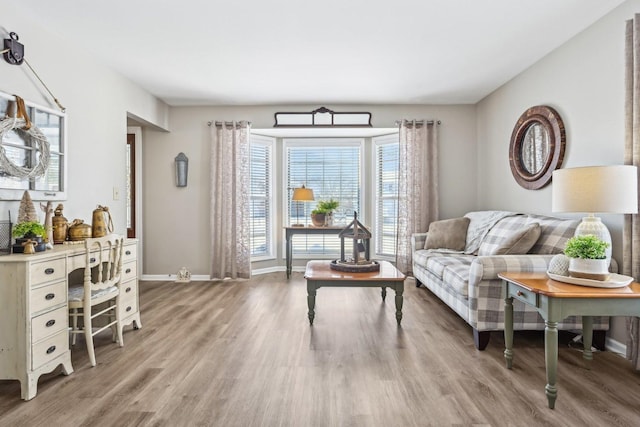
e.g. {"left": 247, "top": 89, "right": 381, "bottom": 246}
{"left": 423, "top": 253, "right": 474, "bottom": 297}
{"left": 424, "top": 217, "right": 470, "bottom": 251}
{"left": 526, "top": 214, "right": 579, "bottom": 254}
{"left": 463, "top": 211, "right": 518, "bottom": 254}
{"left": 478, "top": 222, "right": 541, "bottom": 256}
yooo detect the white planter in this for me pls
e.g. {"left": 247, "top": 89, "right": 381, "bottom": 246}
{"left": 568, "top": 258, "right": 610, "bottom": 281}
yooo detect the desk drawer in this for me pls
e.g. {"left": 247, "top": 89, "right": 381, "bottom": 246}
{"left": 31, "top": 281, "right": 66, "bottom": 314}
{"left": 32, "top": 330, "right": 68, "bottom": 370}
{"left": 30, "top": 258, "right": 66, "bottom": 286}
{"left": 510, "top": 285, "right": 537, "bottom": 306}
{"left": 123, "top": 245, "right": 137, "bottom": 263}
{"left": 31, "top": 306, "right": 67, "bottom": 343}
{"left": 122, "top": 262, "right": 137, "bottom": 282}
{"left": 120, "top": 281, "right": 138, "bottom": 317}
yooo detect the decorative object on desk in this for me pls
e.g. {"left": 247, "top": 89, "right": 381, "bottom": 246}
{"left": 39, "top": 201, "right": 53, "bottom": 248}
{"left": 17, "top": 190, "right": 37, "bottom": 223}
{"left": 311, "top": 198, "right": 339, "bottom": 227}
{"left": 0, "top": 215, "right": 12, "bottom": 255}
{"left": 68, "top": 219, "right": 92, "bottom": 241}
{"left": 175, "top": 152, "right": 189, "bottom": 187}
{"left": 21, "top": 239, "right": 36, "bottom": 254}
{"left": 11, "top": 220, "right": 46, "bottom": 253}
{"left": 176, "top": 267, "right": 191, "bottom": 283}
{"left": 331, "top": 212, "right": 379, "bottom": 272}
{"left": 52, "top": 203, "right": 68, "bottom": 244}
{"left": 290, "top": 185, "right": 314, "bottom": 227}
{"left": 563, "top": 234, "right": 610, "bottom": 281}
{"left": 552, "top": 165, "right": 638, "bottom": 267}
{"left": 92, "top": 205, "right": 113, "bottom": 238}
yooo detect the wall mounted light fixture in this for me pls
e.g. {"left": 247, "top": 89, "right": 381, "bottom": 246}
{"left": 175, "top": 152, "right": 188, "bottom": 187}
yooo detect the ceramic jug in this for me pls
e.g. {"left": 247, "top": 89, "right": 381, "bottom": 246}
{"left": 52, "top": 203, "right": 68, "bottom": 244}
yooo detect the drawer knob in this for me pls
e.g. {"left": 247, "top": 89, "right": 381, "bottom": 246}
{"left": 44, "top": 268, "right": 55, "bottom": 275}
{"left": 125, "top": 250, "right": 131, "bottom": 255}
{"left": 126, "top": 287, "right": 132, "bottom": 293}
{"left": 45, "top": 293, "right": 55, "bottom": 300}
{"left": 46, "top": 345, "right": 56, "bottom": 354}
{"left": 125, "top": 268, "right": 131, "bottom": 274}
{"left": 517, "top": 291, "right": 525, "bottom": 297}
{"left": 46, "top": 319, "right": 56, "bottom": 327}
{"left": 126, "top": 306, "right": 132, "bottom": 312}
{"left": 90, "top": 257, "right": 96, "bottom": 263}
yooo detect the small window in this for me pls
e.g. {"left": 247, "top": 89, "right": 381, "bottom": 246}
{"left": 0, "top": 92, "right": 66, "bottom": 200}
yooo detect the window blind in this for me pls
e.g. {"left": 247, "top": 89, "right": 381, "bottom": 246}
{"left": 250, "top": 138, "right": 273, "bottom": 257}
{"left": 286, "top": 140, "right": 361, "bottom": 256}
{"left": 374, "top": 135, "right": 399, "bottom": 257}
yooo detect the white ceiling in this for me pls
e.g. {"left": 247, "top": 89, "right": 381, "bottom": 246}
{"left": 13, "top": 0, "right": 625, "bottom": 106}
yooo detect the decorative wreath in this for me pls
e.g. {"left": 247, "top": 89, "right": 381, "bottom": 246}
{"left": 0, "top": 97, "right": 51, "bottom": 179}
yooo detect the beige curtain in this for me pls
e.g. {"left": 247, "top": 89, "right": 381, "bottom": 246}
{"left": 210, "top": 121, "right": 251, "bottom": 279}
{"left": 395, "top": 120, "right": 439, "bottom": 274}
{"left": 624, "top": 15, "right": 640, "bottom": 370}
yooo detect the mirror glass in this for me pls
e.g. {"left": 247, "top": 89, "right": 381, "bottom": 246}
{"left": 520, "top": 123, "right": 550, "bottom": 174}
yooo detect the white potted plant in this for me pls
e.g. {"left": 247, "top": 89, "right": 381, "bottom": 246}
{"left": 564, "top": 234, "right": 611, "bottom": 281}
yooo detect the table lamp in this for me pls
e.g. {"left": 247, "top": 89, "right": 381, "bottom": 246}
{"left": 552, "top": 165, "right": 638, "bottom": 266}
{"left": 291, "top": 185, "right": 314, "bottom": 227}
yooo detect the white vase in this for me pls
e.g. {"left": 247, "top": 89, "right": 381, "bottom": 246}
{"left": 568, "top": 258, "right": 610, "bottom": 281}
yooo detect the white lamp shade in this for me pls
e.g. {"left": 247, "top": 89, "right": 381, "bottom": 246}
{"left": 552, "top": 165, "right": 638, "bottom": 214}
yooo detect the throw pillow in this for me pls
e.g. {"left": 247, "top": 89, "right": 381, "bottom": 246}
{"left": 477, "top": 223, "right": 541, "bottom": 256}
{"left": 424, "top": 217, "right": 470, "bottom": 251}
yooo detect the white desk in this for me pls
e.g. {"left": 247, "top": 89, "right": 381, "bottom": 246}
{"left": 0, "top": 239, "right": 141, "bottom": 400}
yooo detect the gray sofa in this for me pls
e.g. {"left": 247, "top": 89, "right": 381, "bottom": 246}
{"left": 411, "top": 211, "right": 611, "bottom": 350}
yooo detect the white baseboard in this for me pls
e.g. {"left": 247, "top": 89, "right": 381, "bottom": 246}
{"left": 140, "top": 274, "right": 211, "bottom": 281}
{"left": 606, "top": 336, "right": 627, "bottom": 357}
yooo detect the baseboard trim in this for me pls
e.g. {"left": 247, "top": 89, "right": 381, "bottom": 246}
{"left": 141, "top": 274, "right": 211, "bottom": 281}
{"left": 606, "top": 336, "right": 627, "bottom": 357}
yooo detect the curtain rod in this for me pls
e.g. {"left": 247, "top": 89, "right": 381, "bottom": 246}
{"left": 207, "top": 120, "right": 252, "bottom": 127}
{"left": 394, "top": 119, "right": 441, "bottom": 126}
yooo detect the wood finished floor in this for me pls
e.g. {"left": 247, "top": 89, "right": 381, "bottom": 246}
{"left": 1, "top": 272, "right": 640, "bottom": 426}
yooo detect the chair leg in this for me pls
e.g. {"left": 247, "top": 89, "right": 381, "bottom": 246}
{"left": 71, "top": 308, "right": 78, "bottom": 346}
{"left": 84, "top": 308, "right": 96, "bottom": 367}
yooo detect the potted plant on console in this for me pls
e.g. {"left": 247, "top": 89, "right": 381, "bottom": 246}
{"left": 12, "top": 221, "right": 47, "bottom": 253}
{"left": 311, "top": 199, "right": 339, "bottom": 227}
{"left": 564, "top": 234, "right": 611, "bottom": 281}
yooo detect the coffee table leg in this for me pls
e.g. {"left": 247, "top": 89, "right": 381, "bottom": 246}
{"left": 381, "top": 287, "right": 387, "bottom": 301}
{"left": 504, "top": 294, "right": 514, "bottom": 369}
{"left": 307, "top": 282, "right": 316, "bottom": 325}
{"left": 545, "top": 320, "right": 558, "bottom": 409}
{"left": 394, "top": 285, "right": 403, "bottom": 325}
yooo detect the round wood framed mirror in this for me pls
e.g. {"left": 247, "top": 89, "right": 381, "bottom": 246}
{"left": 509, "top": 105, "right": 566, "bottom": 190}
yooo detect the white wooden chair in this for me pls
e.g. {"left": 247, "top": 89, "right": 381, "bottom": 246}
{"left": 68, "top": 234, "right": 124, "bottom": 367}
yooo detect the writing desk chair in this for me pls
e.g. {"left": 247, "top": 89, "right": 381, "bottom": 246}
{"left": 68, "top": 234, "right": 124, "bottom": 367}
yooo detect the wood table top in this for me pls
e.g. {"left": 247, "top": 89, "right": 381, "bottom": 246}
{"left": 304, "top": 260, "right": 405, "bottom": 282}
{"left": 498, "top": 272, "right": 640, "bottom": 298}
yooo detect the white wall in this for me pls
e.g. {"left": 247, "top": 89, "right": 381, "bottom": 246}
{"left": 476, "top": 0, "right": 640, "bottom": 344}
{"left": 142, "top": 104, "right": 477, "bottom": 276}
{"left": 0, "top": 5, "right": 169, "bottom": 235}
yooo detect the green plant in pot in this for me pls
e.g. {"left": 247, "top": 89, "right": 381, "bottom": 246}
{"left": 311, "top": 199, "right": 339, "bottom": 227}
{"left": 12, "top": 221, "right": 47, "bottom": 253}
{"left": 563, "top": 234, "right": 611, "bottom": 281}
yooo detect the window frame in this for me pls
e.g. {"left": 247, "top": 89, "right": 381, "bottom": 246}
{"left": 373, "top": 134, "right": 400, "bottom": 259}
{"left": 249, "top": 135, "right": 275, "bottom": 261}
{"left": 283, "top": 137, "right": 365, "bottom": 259}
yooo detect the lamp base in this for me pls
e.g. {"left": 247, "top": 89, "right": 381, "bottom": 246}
{"left": 575, "top": 215, "right": 612, "bottom": 267}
